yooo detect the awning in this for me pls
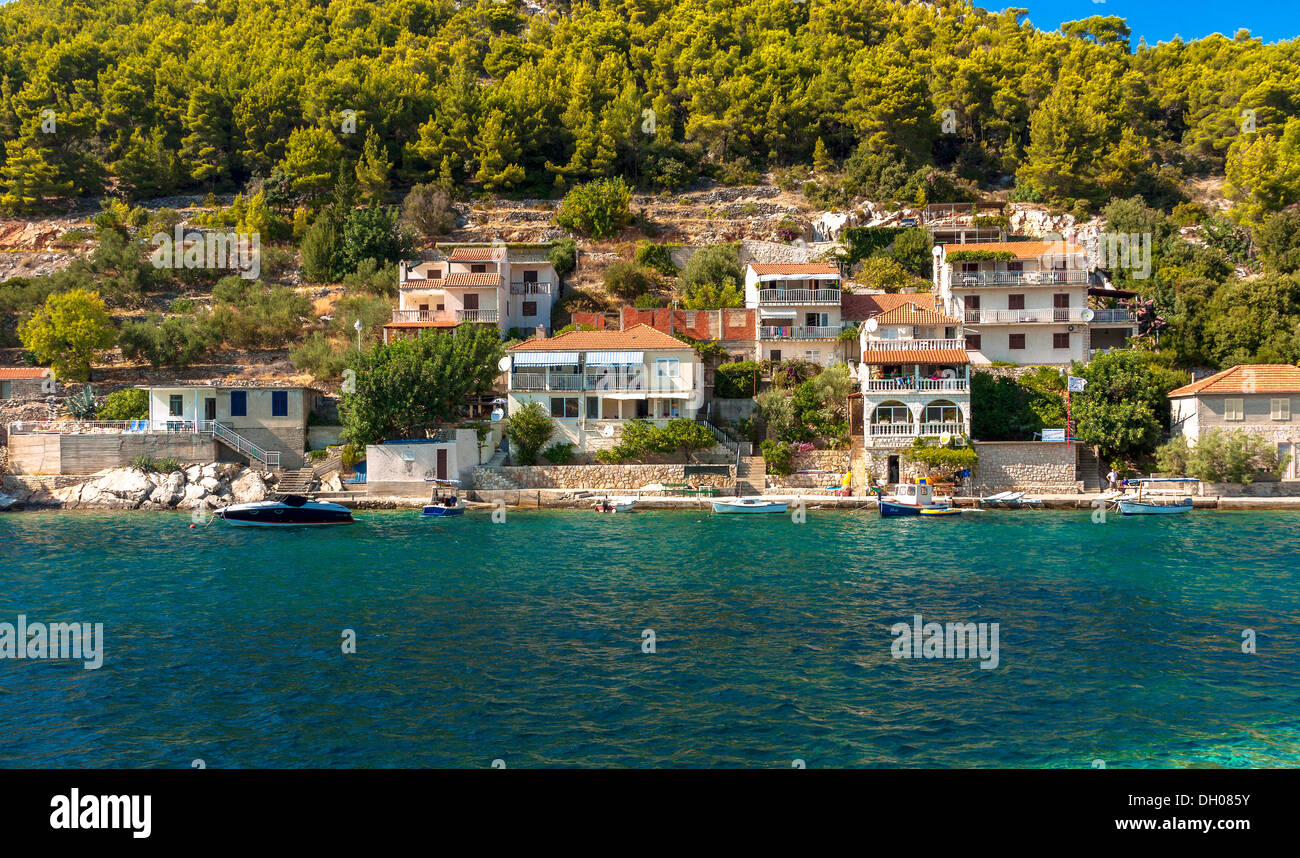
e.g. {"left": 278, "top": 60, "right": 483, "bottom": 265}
{"left": 511, "top": 351, "right": 578, "bottom": 366}
{"left": 759, "top": 308, "right": 797, "bottom": 319}
{"left": 605, "top": 392, "right": 648, "bottom": 400}
{"left": 585, "top": 350, "right": 643, "bottom": 366}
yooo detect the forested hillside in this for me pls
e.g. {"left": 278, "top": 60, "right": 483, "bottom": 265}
{"left": 0, "top": 0, "right": 1296, "bottom": 216}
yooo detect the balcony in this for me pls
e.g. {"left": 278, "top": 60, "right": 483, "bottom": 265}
{"left": 1089, "top": 308, "right": 1138, "bottom": 324}
{"left": 510, "top": 281, "right": 553, "bottom": 295}
{"left": 756, "top": 288, "right": 841, "bottom": 305}
{"left": 510, "top": 371, "right": 691, "bottom": 394}
{"left": 456, "top": 309, "right": 498, "bottom": 323}
{"left": 864, "top": 377, "right": 968, "bottom": 393}
{"left": 862, "top": 338, "right": 964, "bottom": 352}
{"left": 963, "top": 308, "right": 1137, "bottom": 324}
{"left": 868, "top": 421, "right": 966, "bottom": 438}
{"left": 759, "top": 325, "right": 842, "bottom": 340}
{"left": 953, "top": 270, "right": 1089, "bottom": 287}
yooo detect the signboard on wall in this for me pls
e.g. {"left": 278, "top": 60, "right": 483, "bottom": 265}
{"left": 1041, "top": 428, "right": 1066, "bottom": 442}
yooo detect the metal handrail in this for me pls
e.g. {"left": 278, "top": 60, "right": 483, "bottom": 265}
{"left": 201, "top": 420, "right": 280, "bottom": 468}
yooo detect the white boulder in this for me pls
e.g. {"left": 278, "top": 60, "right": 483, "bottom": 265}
{"left": 230, "top": 471, "right": 268, "bottom": 503}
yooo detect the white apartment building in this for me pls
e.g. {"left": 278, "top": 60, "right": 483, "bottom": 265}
{"left": 383, "top": 244, "right": 557, "bottom": 343}
{"left": 932, "top": 241, "right": 1136, "bottom": 366}
{"left": 743, "top": 262, "right": 846, "bottom": 366}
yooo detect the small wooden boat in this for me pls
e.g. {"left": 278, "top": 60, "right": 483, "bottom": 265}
{"left": 1114, "top": 478, "right": 1197, "bottom": 515}
{"left": 879, "top": 480, "right": 957, "bottom": 517}
{"left": 919, "top": 506, "right": 962, "bottom": 517}
{"left": 215, "top": 494, "right": 354, "bottom": 526}
{"left": 594, "top": 496, "right": 637, "bottom": 513}
{"left": 711, "top": 496, "right": 788, "bottom": 514}
{"left": 421, "top": 479, "right": 466, "bottom": 517}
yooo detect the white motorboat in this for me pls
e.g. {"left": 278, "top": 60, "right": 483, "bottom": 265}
{"left": 711, "top": 496, "right": 788, "bottom": 514}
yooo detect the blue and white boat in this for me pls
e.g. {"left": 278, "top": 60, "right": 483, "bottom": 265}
{"left": 879, "top": 480, "right": 959, "bottom": 517}
{"left": 1115, "top": 478, "right": 1198, "bottom": 515}
{"left": 712, "top": 496, "right": 787, "bottom": 514}
{"left": 421, "top": 479, "right": 466, "bottom": 517}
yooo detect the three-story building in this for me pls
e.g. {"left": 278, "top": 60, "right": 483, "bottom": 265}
{"left": 743, "top": 263, "right": 845, "bottom": 366}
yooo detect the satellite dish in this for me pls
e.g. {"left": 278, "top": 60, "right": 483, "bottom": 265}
{"left": 939, "top": 433, "right": 952, "bottom": 446}
{"left": 602, "top": 424, "right": 615, "bottom": 438}
{"left": 1080, "top": 308, "right": 1095, "bottom": 322}
{"left": 865, "top": 318, "right": 879, "bottom": 332}
{"left": 497, "top": 356, "right": 512, "bottom": 372}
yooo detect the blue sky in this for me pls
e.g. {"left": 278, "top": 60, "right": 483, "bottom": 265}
{"left": 976, "top": 1, "right": 1298, "bottom": 45}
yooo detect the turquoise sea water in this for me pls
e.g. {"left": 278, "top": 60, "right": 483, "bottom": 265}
{"left": 2, "top": 508, "right": 1299, "bottom": 768}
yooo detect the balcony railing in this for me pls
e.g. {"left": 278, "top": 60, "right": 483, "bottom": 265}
{"left": 868, "top": 421, "right": 966, "bottom": 438}
{"left": 862, "top": 338, "right": 964, "bottom": 352}
{"left": 509, "top": 281, "right": 553, "bottom": 295}
{"left": 391, "top": 309, "right": 449, "bottom": 323}
{"left": 457, "top": 309, "right": 498, "bottom": 323}
{"left": 864, "top": 378, "right": 968, "bottom": 393}
{"left": 511, "top": 372, "right": 690, "bottom": 394}
{"left": 954, "top": 270, "right": 1089, "bottom": 287}
{"left": 759, "top": 325, "right": 842, "bottom": 340}
{"left": 963, "top": 308, "right": 1137, "bottom": 324}
{"left": 756, "top": 288, "right": 841, "bottom": 304}
{"left": 1089, "top": 308, "right": 1138, "bottom": 323}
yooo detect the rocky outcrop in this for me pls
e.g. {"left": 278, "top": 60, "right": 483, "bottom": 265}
{"left": 1, "top": 462, "right": 274, "bottom": 511}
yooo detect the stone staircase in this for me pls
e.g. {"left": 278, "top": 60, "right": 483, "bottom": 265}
{"left": 735, "top": 455, "right": 766, "bottom": 496}
{"left": 485, "top": 437, "right": 509, "bottom": 467}
{"left": 275, "top": 467, "right": 316, "bottom": 494}
{"left": 1076, "top": 444, "right": 1102, "bottom": 492}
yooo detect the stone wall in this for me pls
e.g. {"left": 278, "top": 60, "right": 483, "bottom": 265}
{"left": 472, "top": 464, "right": 736, "bottom": 491}
{"left": 1203, "top": 480, "right": 1300, "bottom": 496}
{"left": 7, "top": 432, "right": 218, "bottom": 475}
{"left": 971, "top": 441, "right": 1081, "bottom": 493}
{"left": 775, "top": 448, "right": 852, "bottom": 488}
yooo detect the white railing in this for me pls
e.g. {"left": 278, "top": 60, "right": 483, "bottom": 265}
{"left": 862, "top": 338, "right": 964, "bottom": 352}
{"left": 510, "top": 372, "right": 691, "bottom": 394}
{"left": 758, "top": 325, "right": 841, "bottom": 340}
{"left": 201, "top": 420, "right": 280, "bottom": 469}
{"left": 864, "top": 378, "right": 968, "bottom": 392}
{"left": 955, "top": 270, "right": 1089, "bottom": 287}
{"left": 391, "top": 309, "right": 452, "bottom": 323}
{"left": 8, "top": 420, "right": 137, "bottom": 435}
{"left": 509, "top": 282, "right": 553, "bottom": 295}
{"left": 1090, "top": 308, "right": 1137, "bottom": 323}
{"left": 868, "top": 421, "right": 965, "bottom": 438}
{"left": 963, "top": 309, "right": 1079, "bottom": 323}
{"left": 757, "top": 288, "right": 841, "bottom": 304}
{"left": 457, "top": 309, "right": 499, "bottom": 323}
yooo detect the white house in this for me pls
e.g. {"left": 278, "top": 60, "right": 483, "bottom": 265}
{"left": 932, "top": 240, "right": 1136, "bottom": 366}
{"left": 385, "top": 243, "right": 558, "bottom": 343}
{"left": 743, "top": 262, "right": 845, "bottom": 366}
{"left": 506, "top": 325, "right": 704, "bottom": 453}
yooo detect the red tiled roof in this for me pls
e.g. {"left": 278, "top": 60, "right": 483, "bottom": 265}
{"left": 509, "top": 324, "right": 690, "bottom": 351}
{"left": 446, "top": 273, "right": 501, "bottom": 286}
{"left": 0, "top": 367, "right": 49, "bottom": 379}
{"left": 747, "top": 263, "right": 840, "bottom": 276}
{"left": 840, "top": 292, "right": 941, "bottom": 320}
{"left": 447, "top": 247, "right": 499, "bottom": 261}
{"left": 858, "top": 348, "right": 970, "bottom": 365}
{"left": 940, "top": 240, "right": 1084, "bottom": 257}
{"left": 1168, "top": 364, "right": 1300, "bottom": 396}
{"left": 873, "top": 303, "right": 961, "bottom": 326}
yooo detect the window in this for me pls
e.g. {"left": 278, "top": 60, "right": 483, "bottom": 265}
{"left": 1224, "top": 398, "right": 1244, "bottom": 421}
{"left": 925, "top": 402, "right": 959, "bottom": 423}
{"left": 874, "top": 404, "right": 911, "bottom": 424}
{"left": 471, "top": 264, "right": 486, "bottom": 273}
{"left": 271, "top": 390, "right": 288, "bottom": 417}
{"left": 1009, "top": 333, "right": 1025, "bottom": 350}
{"left": 523, "top": 270, "right": 538, "bottom": 283}
{"left": 656, "top": 358, "right": 681, "bottom": 378}
{"left": 586, "top": 396, "right": 599, "bottom": 419}
{"left": 805, "top": 350, "right": 820, "bottom": 362}
{"left": 230, "top": 390, "right": 247, "bottom": 417}
{"left": 961, "top": 262, "right": 979, "bottom": 274}
{"left": 522, "top": 301, "right": 537, "bottom": 317}
{"left": 1053, "top": 333, "right": 1070, "bottom": 349}
{"left": 1271, "top": 398, "right": 1291, "bottom": 420}
{"left": 0, "top": 381, "right": 10, "bottom": 400}
{"left": 966, "top": 334, "right": 981, "bottom": 350}
{"left": 769, "top": 350, "right": 782, "bottom": 362}
{"left": 169, "top": 395, "right": 184, "bottom": 417}
{"left": 1008, "top": 294, "right": 1025, "bottom": 310}
{"left": 429, "top": 268, "right": 442, "bottom": 279}
{"left": 1006, "top": 261, "right": 1023, "bottom": 272}
{"left": 550, "top": 397, "right": 578, "bottom": 418}
{"left": 1053, "top": 293, "right": 1070, "bottom": 308}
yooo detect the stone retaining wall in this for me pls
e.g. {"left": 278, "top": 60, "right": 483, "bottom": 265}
{"left": 473, "top": 464, "right": 736, "bottom": 490}
{"left": 971, "top": 441, "right": 1081, "bottom": 493}
{"left": 1203, "top": 480, "right": 1300, "bottom": 496}
{"left": 777, "top": 449, "right": 852, "bottom": 488}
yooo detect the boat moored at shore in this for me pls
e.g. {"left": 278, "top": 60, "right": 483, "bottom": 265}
{"left": 879, "top": 480, "right": 958, "bottom": 517}
{"left": 712, "top": 497, "right": 788, "bottom": 514}
{"left": 215, "top": 494, "right": 355, "bottom": 526}
{"left": 1114, "top": 478, "right": 1199, "bottom": 515}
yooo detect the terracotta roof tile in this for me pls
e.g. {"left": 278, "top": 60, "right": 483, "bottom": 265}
{"left": 873, "top": 302, "right": 961, "bottom": 326}
{"left": 858, "top": 348, "right": 970, "bottom": 365}
{"left": 0, "top": 367, "right": 49, "bottom": 379}
{"left": 509, "top": 324, "right": 690, "bottom": 351}
{"left": 446, "top": 273, "right": 501, "bottom": 286}
{"left": 747, "top": 263, "right": 840, "bottom": 276}
{"left": 1168, "top": 364, "right": 1300, "bottom": 396}
{"left": 940, "top": 240, "right": 1084, "bottom": 257}
{"left": 840, "top": 292, "right": 941, "bottom": 320}
{"left": 447, "top": 246, "right": 499, "bottom": 261}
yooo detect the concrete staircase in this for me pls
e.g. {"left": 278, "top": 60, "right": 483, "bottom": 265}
{"left": 485, "top": 437, "right": 509, "bottom": 467}
{"left": 1076, "top": 445, "right": 1102, "bottom": 492}
{"left": 275, "top": 467, "right": 316, "bottom": 494}
{"left": 736, "top": 455, "right": 766, "bottom": 496}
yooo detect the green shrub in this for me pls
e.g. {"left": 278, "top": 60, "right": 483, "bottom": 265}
{"left": 66, "top": 384, "right": 97, "bottom": 419}
{"left": 603, "top": 261, "right": 657, "bottom": 301}
{"left": 634, "top": 241, "right": 678, "bottom": 276}
{"left": 505, "top": 401, "right": 555, "bottom": 465}
{"left": 130, "top": 454, "right": 157, "bottom": 472}
{"left": 547, "top": 238, "right": 577, "bottom": 277}
{"left": 97, "top": 388, "right": 148, "bottom": 421}
{"left": 555, "top": 178, "right": 633, "bottom": 239}
{"left": 154, "top": 457, "right": 181, "bottom": 474}
{"left": 119, "top": 314, "right": 213, "bottom": 368}
{"left": 1156, "top": 429, "right": 1287, "bottom": 483}
{"left": 902, "top": 437, "right": 977, "bottom": 480}
{"left": 290, "top": 332, "right": 349, "bottom": 380}
{"left": 715, "top": 361, "right": 761, "bottom": 398}
{"left": 541, "top": 441, "right": 577, "bottom": 464}
{"left": 760, "top": 439, "right": 794, "bottom": 476}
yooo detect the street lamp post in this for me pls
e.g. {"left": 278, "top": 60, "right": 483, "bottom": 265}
{"left": 354, "top": 319, "right": 363, "bottom": 352}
